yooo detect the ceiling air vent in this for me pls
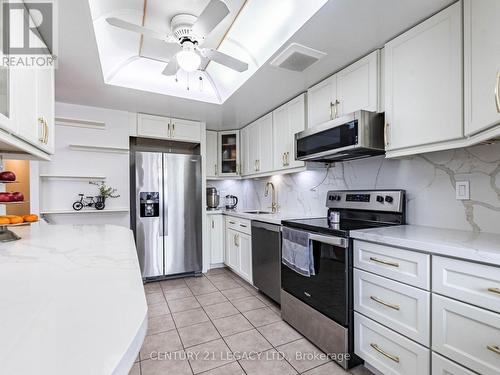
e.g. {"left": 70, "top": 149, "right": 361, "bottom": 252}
{"left": 270, "top": 43, "right": 326, "bottom": 72}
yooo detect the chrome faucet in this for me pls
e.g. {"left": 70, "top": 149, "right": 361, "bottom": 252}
{"left": 265, "top": 182, "right": 279, "bottom": 213}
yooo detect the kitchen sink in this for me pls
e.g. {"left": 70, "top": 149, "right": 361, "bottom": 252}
{"left": 244, "top": 211, "right": 274, "bottom": 215}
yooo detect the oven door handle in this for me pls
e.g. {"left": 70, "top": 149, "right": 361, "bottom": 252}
{"left": 309, "top": 233, "right": 348, "bottom": 248}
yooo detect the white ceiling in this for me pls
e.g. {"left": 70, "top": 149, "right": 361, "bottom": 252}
{"left": 56, "top": 0, "right": 455, "bottom": 130}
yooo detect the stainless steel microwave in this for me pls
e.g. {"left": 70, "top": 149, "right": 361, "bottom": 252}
{"left": 295, "top": 111, "right": 385, "bottom": 162}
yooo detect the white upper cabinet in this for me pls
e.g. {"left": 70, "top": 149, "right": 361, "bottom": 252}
{"left": 337, "top": 50, "right": 380, "bottom": 116}
{"left": 137, "top": 114, "right": 201, "bottom": 142}
{"left": 307, "top": 50, "right": 381, "bottom": 129}
{"left": 206, "top": 130, "right": 218, "bottom": 178}
{"left": 169, "top": 118, "right": 201, "bottom": 143}
{"left": 384, "top": 2, "right": 463, "bottom": 152}
{"left": 273, "top": 94, "right": 306, "bottom": 170}
{"left": 137, "top": 114, "right": 169, "bottom": 139}
{"left": 259, "top": 113, "right": 274, "bottom": 173}
{"left": 247, "top": 113, "right": 273, "bottom": 175}
{"left": 240, "top": 126, "right": 250, "bottom": 176}
{"left": 36, "top": 66, "right": 55, "bottom": 154}
{"left": 464, "top": 0, "right": 500, "bottom": 136}
{"left": 307, "top": 75, "right": 337, "bottom": 128}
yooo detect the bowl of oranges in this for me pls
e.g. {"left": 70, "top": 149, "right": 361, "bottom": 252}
{"left": 0, "top": 214, "right": 39, "bottom": 226}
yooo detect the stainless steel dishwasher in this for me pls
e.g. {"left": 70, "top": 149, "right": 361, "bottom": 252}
{"left": 251, "top": 221, "right": 281, "bottom": 304}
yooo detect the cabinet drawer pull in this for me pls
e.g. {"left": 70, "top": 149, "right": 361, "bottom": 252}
{"left": 229, "top": 221, "right": 236, "bottom": 225}
{"left": 487, "top": 345, "right": 500, "bottom": 355}
{"left": 369, "top": 257, "right": 399, "bottom": 267}
{"left": 239, "top": 224, "right": 247, "bottom": 228}
{"left": 38, "top": 117, "right": 45, "bottom": 143}
{"left": 334, "top": 100, "right": 340, "bottom": 118}
{"left": 282, "top": 153, "right": 286, "bottom": 167}
{"left": 329, "top": 102, "right": 334, "bottom": 120}
{"left": 488, "top": 287, "right": 500, "bottom": 295}
{"left": 370, "top": 296, "right": 400, "bottom": 311}
{"left": 370, "top": 343, "right": 400, "bottom": 363}
{"left": 44, "top": 119, "right": 49, "bottom": 144}
{"left": 495, "top": 71, "right": 500, "bottom": 113}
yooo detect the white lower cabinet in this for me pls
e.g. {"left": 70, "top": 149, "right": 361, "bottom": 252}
{"left": 225, "top": 228, "right": 240, "bottom": 271}
{"left": 432, "top": 353, "right": 475, "bottom": 375}
{"left": 224, "top": 216, "right": 252, "bottom": 284}
{"left": 354, "top": 312, "right": 430, "bottom": 375}
{"left": 354, "top": 269, "right": 430, "bottom": 346}
{"left": 208, "top": 214, "right": 224, "bottom": 265}
{"left": 354, "top": 240, "right": 430, "bottom": 290}
{"left": 238, "top": 232, "right": 252, "bottom": 284}
{"left": 432, "top": 294, "right": 500, "bottom": 375}
{"left": 432, "top": 256, "right": 500, "bottom": 314}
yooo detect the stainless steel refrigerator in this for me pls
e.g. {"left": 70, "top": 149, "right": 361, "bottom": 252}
{"left": 133, "top": 152, "right": 202, "bottom": 279}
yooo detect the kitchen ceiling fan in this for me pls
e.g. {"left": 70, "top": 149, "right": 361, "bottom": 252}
{"left": 106, "top": 0, "right": 249, "bottom": 75}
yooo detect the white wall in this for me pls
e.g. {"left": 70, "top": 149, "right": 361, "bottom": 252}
{"left": 211, "top": 143, "right": 500, "bottom": 234}
{"left": 35, "top": 102, "right": 131, "bottom": 226}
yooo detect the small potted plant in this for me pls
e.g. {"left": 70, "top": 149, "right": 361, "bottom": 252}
{"left": 89, "top": 181, "right": 120, "bottom": 210}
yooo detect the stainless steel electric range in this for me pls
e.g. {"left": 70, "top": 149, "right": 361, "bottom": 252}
{"left": 281, "top": 190, "right": 406, "bottom": 370}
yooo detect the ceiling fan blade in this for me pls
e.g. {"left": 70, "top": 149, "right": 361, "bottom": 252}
{"left": 162, "top": 61, "right": 178, "bottom": 76}
{"left": 202, "top": 49, "right": 248, "bottom": 72}
{"left": 106, "top": 17, "right": 174, "bottom": 42}
{"left": 192, "top": 0, "right": 230, "bottom": 39}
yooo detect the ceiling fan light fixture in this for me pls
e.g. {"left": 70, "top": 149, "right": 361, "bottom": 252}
{"left": 177, "top": 41, "right": 201, "bottom": 72}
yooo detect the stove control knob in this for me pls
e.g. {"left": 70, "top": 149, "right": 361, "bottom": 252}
{"left": 385, "top": 196, "right": 394, "bottom": 203}
{"left": 376, "top": 195, "right": 385, "bottom": 203}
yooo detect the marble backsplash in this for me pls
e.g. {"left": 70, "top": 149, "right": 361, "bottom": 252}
{"left": 209, "top": 142, "right": 500, "bottom": 234}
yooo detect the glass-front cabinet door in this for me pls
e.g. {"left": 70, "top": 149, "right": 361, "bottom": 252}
{"left": 218, "top": 131, "right": 240, "bottom": 176}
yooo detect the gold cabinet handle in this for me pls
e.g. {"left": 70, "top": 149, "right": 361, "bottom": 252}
{"left": 38, "top": 117, "right": 45, "bottom": 143}
{"left": 487, "top": 287, "right": 500, "bottom": 295}
{"left": 495, "top": 71, "right": 500, "bottom": 113}
{"left": 370, "top": 343, "right": 400, "bottom": 363}
{"left": 44, "top": 119, "right": 49, "bottom": 144}
{"left": 369, "top": 257, "right": 399, "bottom": 268}
{"left": 370, "top": 296, "right": 400, "bottom": 311}
{"left": 334, "top": 100, "right": 340, "bottom": 118}
{"left": 487, "top": 345, "right": 500, "bottom": 355}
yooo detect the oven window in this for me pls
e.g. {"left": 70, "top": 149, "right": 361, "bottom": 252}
{"left": 296, "top": 120, "right": 358, "bottom": 158}
{"left": 281, "top": 238, "right": 348, "bottom": 326}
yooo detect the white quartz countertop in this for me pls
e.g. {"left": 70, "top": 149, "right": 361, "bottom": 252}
{"left": 0, "top": 223, "right": 147, "bottom": 375}
{"left": 351, "top": 225, "right": 500, "bottom": 266}
{"left": 210, "top": 209, "right": 317, "bottom": 225}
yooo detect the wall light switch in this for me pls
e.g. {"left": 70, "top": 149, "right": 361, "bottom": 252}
{"left": 456, "top": 181, "right": 470, "bottom": 200}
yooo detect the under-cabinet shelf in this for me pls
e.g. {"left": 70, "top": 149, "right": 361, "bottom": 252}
{"left": 68, "top": 144, "right": 129, "bottom": 154}
{"left": 39, "top": 174, "right": 107, "bottom": 181}
{"left": 40, "top": 208, "right": 130, "bottom": 215}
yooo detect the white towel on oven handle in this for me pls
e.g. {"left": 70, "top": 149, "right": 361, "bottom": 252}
{"left": 282, "top": 227, "right": 315, "bottom": 277}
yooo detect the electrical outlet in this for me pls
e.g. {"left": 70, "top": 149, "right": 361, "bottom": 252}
{"left": 456, "top": 181, "right": 470, "bottom": 200}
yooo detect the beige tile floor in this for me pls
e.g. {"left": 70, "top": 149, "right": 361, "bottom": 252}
{"left": 131, "top": 267, "right": 373, "bottom": 375}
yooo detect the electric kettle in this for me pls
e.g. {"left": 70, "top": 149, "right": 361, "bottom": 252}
{"left": 225, "top": 195, "right": 238, "bottom": 210}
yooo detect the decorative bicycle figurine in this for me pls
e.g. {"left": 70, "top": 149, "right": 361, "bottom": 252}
{"left": 72, "top": 194, "right": 105, "bottom": 211}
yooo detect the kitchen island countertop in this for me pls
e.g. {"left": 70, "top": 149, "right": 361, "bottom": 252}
{"left": 0, "top": 223, "right": 147, "bottom": 375}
